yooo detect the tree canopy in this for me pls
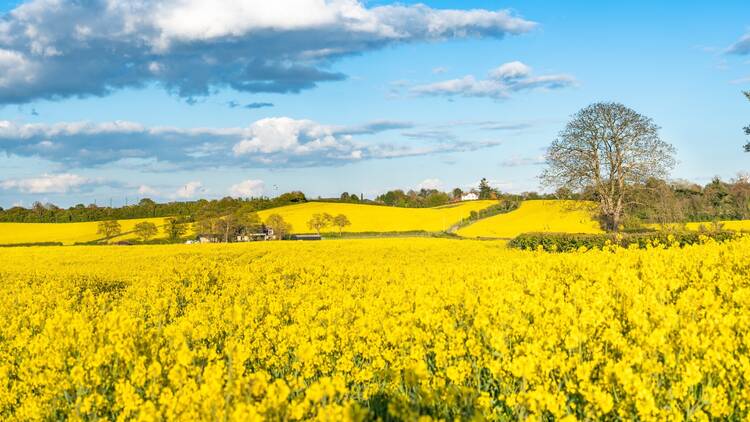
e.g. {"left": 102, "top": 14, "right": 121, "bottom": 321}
{"left": 541, "top": 102, "right": 676, "bottom": 231}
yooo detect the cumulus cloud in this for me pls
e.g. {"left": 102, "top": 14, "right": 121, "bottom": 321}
{"left": 173, "top": 181, "right": 205, "bottom": 199}
{"left": 229, "top": 179, "right": 265, "bottom": 197}
{"left": 0, "top": 0, "right": 536, "bottom": 104}
{"left": 727, "top": 32, "right": 750, "bottom": 55}
{"left": 0, "top": 173, "right": 94, "bottom": 193}
{"left": 416, "top": 178, "right": 443, "bottom": 190}
{"left": 137, "top": 185, "right": 160, "bottom": 196}
{"left": 0, "top": 117, "right": 489, "bottom": 168}
{"left": 411, "top": 61, "right": 575, "bottom": 99}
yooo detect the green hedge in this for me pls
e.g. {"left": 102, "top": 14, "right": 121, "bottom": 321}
{"left": 508, "top": 231, "right": 738, "bottom": 252}
{"left": 0, "top": 242, "right": 64, "bottom": 247}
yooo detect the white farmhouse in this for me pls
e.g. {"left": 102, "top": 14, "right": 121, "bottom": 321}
{"left": 461, "top": 192, "right": 479, "bottom": 201}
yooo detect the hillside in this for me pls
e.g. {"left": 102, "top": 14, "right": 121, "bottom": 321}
{"left": 257, "top": 200, "right": 499, "bottom": 234}
{"left": 0, "top": 217, "right": 178, "bottom": 245}
{"left": 457, "top": 200, "right": 603, "bottom": 239}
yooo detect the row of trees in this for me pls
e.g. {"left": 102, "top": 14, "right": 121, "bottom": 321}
{"left": 0, "top": 192, "right": 307, "bottom": 223}
{"left": 307, "top": 213, "right": 351, "bottom": 234}
{"left": 374, "top": 180, "right": 501, "bottom": 208}
{"left": 96, "top": 217, "right": 188, "bottom": 242}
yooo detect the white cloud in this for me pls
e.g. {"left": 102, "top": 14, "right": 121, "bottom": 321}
{"left": 416, "top": 178, "right": 443, "bottom": 190}
{"left": 488, "top": 61, "right": 531, "bottom": 80}
{"left": 229, "top": 179, "right": 265, "bottom": 198}
{"left": 728, "top": 32, "right": 750, "bottom": 55}
{"left": 137, "top": 185, "right": 160, "bottom": 196}
{"left": 173, "top": 181, "right": 205, "bottom": 199}
{"left": 0, "top": 117, "right": 500, "bottom": 168}
{"left": 500, "top": 155, "right": 545, "bottom": 167}
{"left": 0, "top": 173, "right": 91, "bottom": 193}
{"left": 411, "top": 61, "right": 575, "bottom": 99}
{"left": 432, "top": 66, "right": 448, "bottom": 74}
{"left": 0, "top": 0, "right": 536, "bottom": 103}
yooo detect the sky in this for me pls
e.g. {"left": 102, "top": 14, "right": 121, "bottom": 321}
{"left": 0, "top": 0, "right": 748, "bottom": 208}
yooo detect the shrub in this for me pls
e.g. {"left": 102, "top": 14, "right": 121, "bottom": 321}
{"left": 509, "top": 230, "right": 737, "bottom": 252}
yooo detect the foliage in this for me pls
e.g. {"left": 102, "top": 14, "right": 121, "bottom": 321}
{"left": 1, "top": 238, "right": 749, "bottom": 419}
{"left": 96, "top": 220, "right": 121, "bottom": 239}
{"left": 375, "top": 189, "right": 451, "bottom": 208}
{"left": 307, "top": 213, "right": 333, "bottom": 234}
{"left": 542, "top": 102, "right": 676, "bottom": 230}
{"left": 627, "top": 176, "right": 750, "bottom": 223}
{"left": 478, "top": 178, "right": 493, "bottom": 200}
{"left": 454, "top": 198, "right": 520, "bottom": 229}
{"left": 509, "top": 230, "right": 738, "bottom": 252}
{"left": 265, "top": 214, "right": 292, "bottom": 239}
{"left": 332, "top": 214, "right": 351, "bottom": 234}
{"left": 457, "top": 200, "right": 603, "bottom": 239}
{"left": 163, "top": 217, "right": 189, "bottom": 241}
{"left": 133, "top": 221, "right": 159, "bottom": 242}
{"left": 0, "top": 192, "right": 307, "bottom": 224}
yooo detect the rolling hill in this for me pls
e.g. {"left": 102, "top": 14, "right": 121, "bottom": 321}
{"left": 0, "top": 217, "right": 177, "bottom": 245}
{"left": 456, "top": 200, "right": 603, "bottom": 239}
{"left": 257, "top": 200, "right": 499, "bottom": 234}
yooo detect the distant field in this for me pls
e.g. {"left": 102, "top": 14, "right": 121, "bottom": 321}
{"left": 257, "top": 200, "right": 499, "bottom": 233}
{"left": 0, "top": 217, "right": 176, "bottom": 245}
{"left": 649, "top": 220, "right": 750, "bottom": 232}
{"left": 457, "top": 200, "right": 603, "bottom": 239}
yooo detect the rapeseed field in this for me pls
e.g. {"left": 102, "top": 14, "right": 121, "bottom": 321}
{"left": 457, "top": 200, "right": 603, "bottom": 239}
{"left": 1, "top": 237, "right": 748, "bottom": 420}
{"left": 0, "top": 217, "right": 174, "bottom": 245}
{"left": 257, "top": 200, "right": 498, "bottom": 233}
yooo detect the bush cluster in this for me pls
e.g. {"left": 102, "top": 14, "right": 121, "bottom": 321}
{"left": 509, "top": 230, "right": 738, "bottom": 252}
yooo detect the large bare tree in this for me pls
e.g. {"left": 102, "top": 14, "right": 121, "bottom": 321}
{"left": 541, "top": 102, "right": 676, "bottom": 231}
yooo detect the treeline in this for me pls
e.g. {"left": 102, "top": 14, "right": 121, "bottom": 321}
{"left": 555, "top": 176, "right": 750, "bottom": 227}
{"left": 625, "top": 177, "right": 750, "bottom": 226}
{"left": 0, "top": 192, "right": 307, "bottom": 223}
{"left": 374, "top": 178, "right": 513, "bottom": 207}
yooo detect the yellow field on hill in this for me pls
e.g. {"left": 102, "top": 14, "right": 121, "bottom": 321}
{"left": 257, "top": 200, "right": 498, "bottom": 233}
{"left": 1, "top": 237, "right": 749, "bottom": 420}
{"left": 457, "top": 199, "right": 603, "bottom": 239}
{"left": 0, "top": 217, "right": 178, "bottom": 245}
{"left": 650, "top": 220, "right": 750, "bottom": 232}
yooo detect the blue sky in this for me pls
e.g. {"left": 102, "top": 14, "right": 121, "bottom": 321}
{"left": 0, "top": 0, "right": 748, "bottom": 208}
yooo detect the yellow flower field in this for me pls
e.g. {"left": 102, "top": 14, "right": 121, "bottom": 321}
{"left": 257, "top": 200, "right": 498, "bottom": 233}
{"left": 457, "top": 200, "right": 603, "bottom": 239}
{"left": 649, "top": 220, "right": 750, "bottom": 232}
{"left": 0, "top": 217, "right": 179, "bottom": 245}
{"left": 1, "top": 237, "right": 749, "bottom": 420}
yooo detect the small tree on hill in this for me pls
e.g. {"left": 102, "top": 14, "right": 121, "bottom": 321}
{"left": 478, "top": 178, "right": 492, "bottom": 199}
{"left": 134, "top": 221, "right": 158, "bottom": 241}
{"left": 97, "top": 220, "right": 121, "bottom": 239}
{"left": 265, "top": 214, "right": 292, "bottom": 240}
{"left": 164, "top": 217, "right": 188, "bottom": 241}
{"left": 307, "top": 213, "right": 332, "bottom": 234}
{"left": 332, "top": 214, "right": 351, "bottom": 235}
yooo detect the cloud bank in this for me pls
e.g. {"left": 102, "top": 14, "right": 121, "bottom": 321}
{"left": 411, "top": 61, "right": 575, "bottom": 99}
{"left": 0, "top": 0, "right": 536, "bottom": 103}
{"left": 0, "top": 117, "right": 498, "bottom": 168}
{"left": 0, "top": 173, "right": 102, "bottom": 193}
